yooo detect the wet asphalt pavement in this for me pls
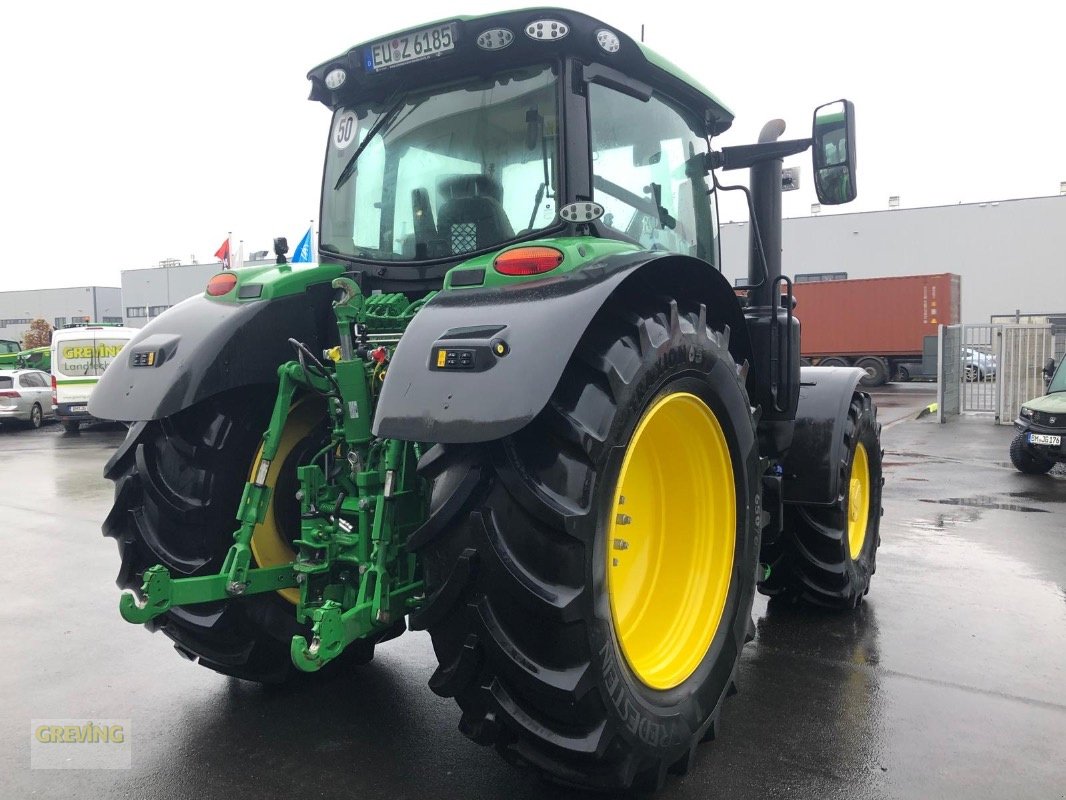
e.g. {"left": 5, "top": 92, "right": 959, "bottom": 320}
{"left": 2, "top": 384, "right": 1064, "bottom": 799}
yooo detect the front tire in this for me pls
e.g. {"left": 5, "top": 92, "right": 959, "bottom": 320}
{"left": 412, "top": 292, "right": 759, "bottom": 791}
{"left": 760, "top": 393, "right": 883, "bottom": 608}
{"left": 1010, "top": 433, "right": 1053, "bottom": 475}
{"left": 29, "top": 403, "right": 42, "bottom": 429}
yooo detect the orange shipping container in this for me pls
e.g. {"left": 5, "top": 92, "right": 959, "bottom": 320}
{"left": 793, "top": 273, "right": 960, "bottom": 358}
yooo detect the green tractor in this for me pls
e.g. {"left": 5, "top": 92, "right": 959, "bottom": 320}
{"left": 0, "top": 339, "right": 21, "bottom": 369}
{"left": 93, "top": 9, "right": 881, "bottom": 792}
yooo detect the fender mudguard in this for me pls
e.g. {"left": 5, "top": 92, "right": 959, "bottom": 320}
{"left": 89, "top": 285, "right": 335, "bottom": 422}
{"left": 780, "top": 366, "right": 865, "bottom": 506}
{"left": 373, "top": 252, "right": 751, "bottom": 443}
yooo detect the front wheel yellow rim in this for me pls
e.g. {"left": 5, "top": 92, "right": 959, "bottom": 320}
{"left": 607, "top": 392, "right": 736, "bottom": 691}
{"left": 846, "top": 443, "right": 871, "bottom": 560}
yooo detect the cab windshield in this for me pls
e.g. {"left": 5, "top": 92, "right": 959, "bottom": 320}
{"left": 322, "top": 65, "right": 559, "bottom": 262}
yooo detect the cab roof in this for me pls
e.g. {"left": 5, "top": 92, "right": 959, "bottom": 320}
{"left": 307, "top": 8, "right": 733, "bottom": 136}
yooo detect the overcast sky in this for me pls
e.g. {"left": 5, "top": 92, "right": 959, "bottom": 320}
{"left": 2, "top": 0, "right": 1063, "bottom": 291}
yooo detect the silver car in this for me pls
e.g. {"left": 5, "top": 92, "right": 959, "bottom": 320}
{"left": 962, "top": 347, "right": 997, "bottom": 381}
{"left": 0, "top": 369, "right": 55, "bottom": 429}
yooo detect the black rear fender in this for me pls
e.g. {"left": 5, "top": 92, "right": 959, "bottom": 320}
{"left": 373, "top": 252, "right": 752, "bottom": 443}
{"left": 89, "top": 286, "right": 335, "bottom": 422}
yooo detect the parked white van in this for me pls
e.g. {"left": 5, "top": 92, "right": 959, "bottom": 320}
{"left": 51, "top": 325, "right": 137, "bottom": 432}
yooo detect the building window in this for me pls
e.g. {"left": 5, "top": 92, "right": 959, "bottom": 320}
{"left": 2, "top": 318, "right": 31, "bottom": 326}
{"left": 148, "top": 305, "right": 170, "bottom": 317}
{"left": 126, "top": 307, "right": 147, "bottom": 318}
{"left": 54, "top": 317, "right": 67, "bottom": 329}
{"left": 102, "top": 316, "right": 123, "bottom": 324}
{"left": 795, "top": 272, "right": 848, "bottom": 284}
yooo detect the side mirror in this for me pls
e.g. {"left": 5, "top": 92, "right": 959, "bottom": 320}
{"left": 1044, "top": 357, "right": 1057, "bottom": 385}
{"left": 812, "top": 99, "right": 857, "bottom": 205}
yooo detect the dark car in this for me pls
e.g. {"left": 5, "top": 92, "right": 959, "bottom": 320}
{"left": 1011, "top": 357, "right": 1066, "bottom": 474}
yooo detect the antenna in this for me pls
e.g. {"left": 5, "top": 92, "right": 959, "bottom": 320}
{"left": 640, "top": 24, "right": 645, "bottom": 43}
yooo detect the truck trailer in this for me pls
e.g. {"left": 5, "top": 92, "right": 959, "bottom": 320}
{"left": 794, "top": 272, "right": 960, "bottom": 385}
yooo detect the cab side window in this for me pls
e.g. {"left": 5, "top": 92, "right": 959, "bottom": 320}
{"left": 588, "top": 84, "right": 717, "bottom": 263}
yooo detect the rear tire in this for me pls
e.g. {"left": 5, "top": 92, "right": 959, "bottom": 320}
{"left": 1009, "top": 433, "right": 1053, "bottom": 475}
{"left": 412, "top": 291, "right": 760, "bottom": 792}
{"left": 894, "top": 364, "right": 911, "bottom": 382}
{"left": 760, "top": 393, "right": 883, "bottom": 608}
{"left": 102, "top": 388, "right": 386, "bottom": 682}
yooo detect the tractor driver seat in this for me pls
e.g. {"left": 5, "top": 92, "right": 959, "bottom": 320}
{"left": 436, "top": 174, "right": 514, "bottom": 255}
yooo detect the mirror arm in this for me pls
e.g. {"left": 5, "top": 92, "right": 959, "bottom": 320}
{"left": 708, "top": 138, "right": 813, "bottom": 172}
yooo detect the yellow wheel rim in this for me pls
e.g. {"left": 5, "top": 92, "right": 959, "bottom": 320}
{"left": 847, "top": 443, "right": 871, "bottom": 560}
{"left": 249, "top": 399, "right": 325, "bottom": 605}
{"left": 607, "top": 392, "right": 735, "bottom": 691}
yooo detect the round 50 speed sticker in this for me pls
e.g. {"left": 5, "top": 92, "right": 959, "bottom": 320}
{"left": 333, "top": 111, "right": 358, "bottom": 150}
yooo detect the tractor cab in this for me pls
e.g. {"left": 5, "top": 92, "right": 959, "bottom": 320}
{"left": 308, "top": 10, "right": 734, "bottom": 291}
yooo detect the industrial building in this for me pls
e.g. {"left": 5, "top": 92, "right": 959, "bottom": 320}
{"left": 118, "top": 195, "right": 1063, "bottom": 331}
{"left": 120, "top": 257, "right": 271, "bottom": 328}
{"left": 721, "top": 194, "right": 1066, "bottom": 325}
{"left": 6, "top": 195, "right": 1063, "bottom": 340}
{"left": 0, "top": 286, "right": 122, "bottom": 345}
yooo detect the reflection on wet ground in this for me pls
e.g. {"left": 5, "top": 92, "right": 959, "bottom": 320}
{"left": 921, "top": 497, "right": 1049, "bottom": 513}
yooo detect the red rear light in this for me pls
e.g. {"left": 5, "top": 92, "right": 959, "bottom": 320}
{"left": 0, "top": 391, "right": 20, "bottom": 398}
{"left": 206, "top": 273, "right": 238, "bottom": 296}
{"left": 51, "top": 375, "right": 57, "bottom": 405}
{"left": 493, "top": 246, "right": 564, "bottom": 276}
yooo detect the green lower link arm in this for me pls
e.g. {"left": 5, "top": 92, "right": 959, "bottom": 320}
{"left": 119, "top": 564, "right": 298, "bottom": 624}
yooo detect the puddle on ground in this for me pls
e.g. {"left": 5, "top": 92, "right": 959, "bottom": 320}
{"left": 906, "top": 507, "right": 983, "bottom": 532}
{"left": 920, "top": 497, "right": 1049, "bottom": 513}
{"left": 1008, "top": 490, "right": 1066, "bottom": 504}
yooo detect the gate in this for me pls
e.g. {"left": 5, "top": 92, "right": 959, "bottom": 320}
{"left": 997, "top": 324, "right": 1054, "bottom": 424}
{"left": 959, "top": 324, "right": 998, "bottom": 413}
{"left": 938, "top": 322, "right": 1054, "bottom": 423}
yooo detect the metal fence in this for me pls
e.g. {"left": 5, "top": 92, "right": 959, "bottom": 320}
{"left": 938, "top": 322, "right": 1054, "bottom": 424}
{"left": 997, "top": 324, "right": 1054, "bottom": 425}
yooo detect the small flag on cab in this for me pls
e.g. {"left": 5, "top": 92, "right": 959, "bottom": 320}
{"left": 292, "top": 224, "right": 314, "bottom": 263}
{"left": 214, "top": 238, "right": 231, "bottom": 269}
